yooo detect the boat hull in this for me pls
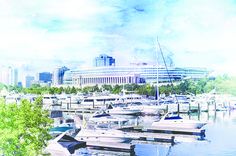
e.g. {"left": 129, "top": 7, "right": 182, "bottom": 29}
{"left": 151, "top": 120, "right": 206, "bottom": 129}
{"left": 75, "top": 129, "right": 130, "bottom": 143}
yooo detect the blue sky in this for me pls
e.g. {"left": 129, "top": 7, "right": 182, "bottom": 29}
{"left": 0, "top": 0, "right": 236, "bottom": 75}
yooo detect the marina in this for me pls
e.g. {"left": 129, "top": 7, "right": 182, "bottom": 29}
{"left": 1, "top": 91, "right": 236, "bottom": 155}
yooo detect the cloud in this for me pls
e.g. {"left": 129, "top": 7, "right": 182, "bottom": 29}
{"left": 0, "top": 0, "right": 236, "bottom": 76}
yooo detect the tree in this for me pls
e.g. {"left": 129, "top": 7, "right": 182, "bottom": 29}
{"left": 0, "top": 97, "right": 52, "bottom": 155}
{"left": 101, "top": 84, "right": 112, "bottom": 92}
{"left": 112, "top": 85, "right": 122, "bottom": 94}
{"left": 71, "top": 86, "right": 77, "bottom": 94}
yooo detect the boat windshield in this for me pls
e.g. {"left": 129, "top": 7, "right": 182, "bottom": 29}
{"left": 93, "top": 111, "right": 110, "bottom": 118}
{"left": 164, "top": 113, "right": 183, "bottom": 120}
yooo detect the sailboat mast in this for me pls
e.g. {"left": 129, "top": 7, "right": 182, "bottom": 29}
{"left": 156, "top": 36, "right": 180, "bottom": 114}
{"left": 155, "top": 37, "right": 159, "bottom": 104}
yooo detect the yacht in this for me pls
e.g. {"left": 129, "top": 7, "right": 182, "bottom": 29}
{"left": 75, "top": 128, "right": 130, "bottom": 143}
{"left": 43, "top": 95, "right": 58, "bottom": 105}
{"left": 80, "top": 95, "right": 120, "bottom": 109}
{"left": 117, "top": 94, "right": 150, "bottom": 104}
{"left": 45, "top": 132, "right": 86, "bottom": 155}
{"left": 50, "top": 118, "right": 77, "bottom": 136}
{"left": 5, "top": 94, "right": 21, "bottom": 104}
{"left": 127, "top": 102, "right": 165, "bottom": 114}
{"left": 151, "top": 113, "right": 207, "bottom": 129}
{"left": 107, "top": 104, "right": 141, "bottom": 115}
{"left": 89, "top": 110, "right": 129, "bottom": 129}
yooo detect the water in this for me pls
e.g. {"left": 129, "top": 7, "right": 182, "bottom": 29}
{"left": 73, "top": 110, "right": 236, "bottom": 156}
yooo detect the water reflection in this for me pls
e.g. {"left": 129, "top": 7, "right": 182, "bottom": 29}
{"left": 72, "top": 110, "right": 236, "bottom": 155}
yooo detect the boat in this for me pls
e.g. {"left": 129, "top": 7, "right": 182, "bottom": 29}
{"left": 79, "top": 94, "right": 120, "bottom": 109}
{"left": 43, "top": 94, "right": 59, "bottom": 110}
{"left": 88, "top": 110, "right": 129, "bottom": 129}
{"left": 45, "top": 132, "right": 86, "bottom": 155}
{"left": 50, "top": 118, "right": 77, "bottom": 136}
{"left": 5, "top": 94, "right": 21, "bottom": 104}
{"left": 127, "top": 102, "right": 165, "bottom": 115}
{"left": 75, "top": 128, "right": 131, "bottom": 143}
{"left": 151, "top": 113, "right": 207, "bottom": 129}
{"left": 107, "top": 104, "right": 141, "bottom": 115}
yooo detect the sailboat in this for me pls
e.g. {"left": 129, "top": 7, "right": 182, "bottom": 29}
{"left": 153, "top": 36, "right": 207, "bottom": 129}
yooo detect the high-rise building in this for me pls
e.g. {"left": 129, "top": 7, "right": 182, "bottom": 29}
{"left": 17, "top": 82, "right": 23, "bottom": 88}
{"left": 25, "top": 75, "right": 35, "bottom": 88}
{"left": 53, "top": 66, "right": 69, "bottom": 85}
{"left": 63, "top": 70, "right": 73, "bottom": 85}
{"left": 0, "top": 66, "right": 18, "bottom": 86}
{"left": 10, "top": 68, "right": 18, "bottom": 86}
{"left": 94, "top": 54, "right": 115, "bottom": 67}
{"left": 37, "top": 72, "right": 52, "bottom": 83}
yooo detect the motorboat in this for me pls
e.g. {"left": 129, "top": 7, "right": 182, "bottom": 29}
{"left": 79, "top": 94, "right": 120, "bottom": 109}
{"left": 127, "top": 102, "right": 165, "bottom": 115}
{"left": 5, "top": 94, "right": 21, "bottom": 104}
{"left": 88, "top": 110, "right": 129, "bottom": 129}
{"left": 75, "top": 128, "right": 131, "bottom": 143}
{"left": 151, "top": 113, "right": 207, "bottom": 129}
{"left": 107, "top": 104, "right": 141, "bottom": 115}
{"left": 50, "top": 118, "right": 77, "bottom": 136}
{"left": 45, "top": 132, "right": 86, "bottom": 155}
{"left": 43, "top": 94, "right": 58, "bottom": 105}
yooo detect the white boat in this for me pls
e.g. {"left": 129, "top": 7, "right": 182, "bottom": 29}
{"left": 43, "top": 94, "right": 58, "bottom": 105}
{"left": 127, "top": 102, "right": 165, "bottom": 114}
{"left": 89, "top": 110, "right": 128, "bottom": 123}
{"left": 75, "top": 128, "right": 130, "bottom": 143}
{"left": 117, "top": 94, "right": 150, "bottom": 104}
{"left": 5, "top": 94, "right": 21, "bottom": 104}
{"left": 80, "top": 95, "right": 120, "bottom": 108}
{"left": 45, "top": 132, "right": 86, "bottom": 156}
{"left": 151, "top": 113, "right": 207, "bottom": 129}
{"left": 107, "top": 104, "right": 141, "bottom": 115}
{"left": 89, "top": 110, "right": 129, "bottom": 129}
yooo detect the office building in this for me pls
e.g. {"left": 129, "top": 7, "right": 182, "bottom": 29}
{"left": 63, "top": 71, "right": 73, "bottom": 85}
{"left": 53, "top": 66, "right": 69, "bottom": 85}
{"left": 0, "top": 66, "right": 18, "bottom": 86}
{"left": 37, "top": 72, "right": 52, "bottom": 83}
{"left": 25, "top": 76, "right": 35, "bottom": 88}
{"left": 94, "top": 54, "right": 115, "bottom": 67}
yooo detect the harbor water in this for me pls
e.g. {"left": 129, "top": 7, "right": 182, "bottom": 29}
{"left": 74, "top": 110, "right": 236, "bottom": 156}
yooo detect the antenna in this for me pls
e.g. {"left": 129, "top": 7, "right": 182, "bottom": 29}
{"left": 156, "top": 36, "right": 180, "bottom": 114}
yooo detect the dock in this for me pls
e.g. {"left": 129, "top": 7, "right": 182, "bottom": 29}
{"left": 56, "top": 108, "right": 98, "bottom": 114}
{"left": 75, "top": 131, "right": 175, "bottom": 154}
{"left": 126, "top": 132, "right": 175, "bottom": 145}
{"left": 86, "top": 141, "right": 135, "bottom": 153}
{"left": 121, "top": 126, "right": 205, "bottom": 136}
{"left": 146, "top": 127, "right": 205, "bottom": 136}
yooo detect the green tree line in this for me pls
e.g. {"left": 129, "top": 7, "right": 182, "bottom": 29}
{"left": 1, "top": 76, "right": 236, "bottom": 96}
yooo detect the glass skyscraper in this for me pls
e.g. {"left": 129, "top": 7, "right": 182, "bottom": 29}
{"left": 94, "top": 54, "right": 115, "bottom": 67}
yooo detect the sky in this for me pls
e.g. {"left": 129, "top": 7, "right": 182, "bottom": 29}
{"left": 0, "top": 0, "right": 236, "bottom": 76}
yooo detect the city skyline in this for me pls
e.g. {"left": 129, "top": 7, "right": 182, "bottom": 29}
{"left": 0, "top": 0, "right": 236, "bottom": 75}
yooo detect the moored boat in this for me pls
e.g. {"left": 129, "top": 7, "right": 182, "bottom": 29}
{"left": 151, "top": 113, "right": 207, "bottom": 129}
{"left": 75, "top": 128, "right": 131, "bottom": 143}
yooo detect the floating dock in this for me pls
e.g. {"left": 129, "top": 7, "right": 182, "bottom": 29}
{"left": 121, "top": 126, "right": 205, "bottom": 136}
{"left": 86, "top": 141, "right": 135, "bottom": 153}
{"left": 145, "top": 127, "right": 205, "bottom": 136}
{"left": 126, "top": 132, "right": 175, "bottom": 145}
